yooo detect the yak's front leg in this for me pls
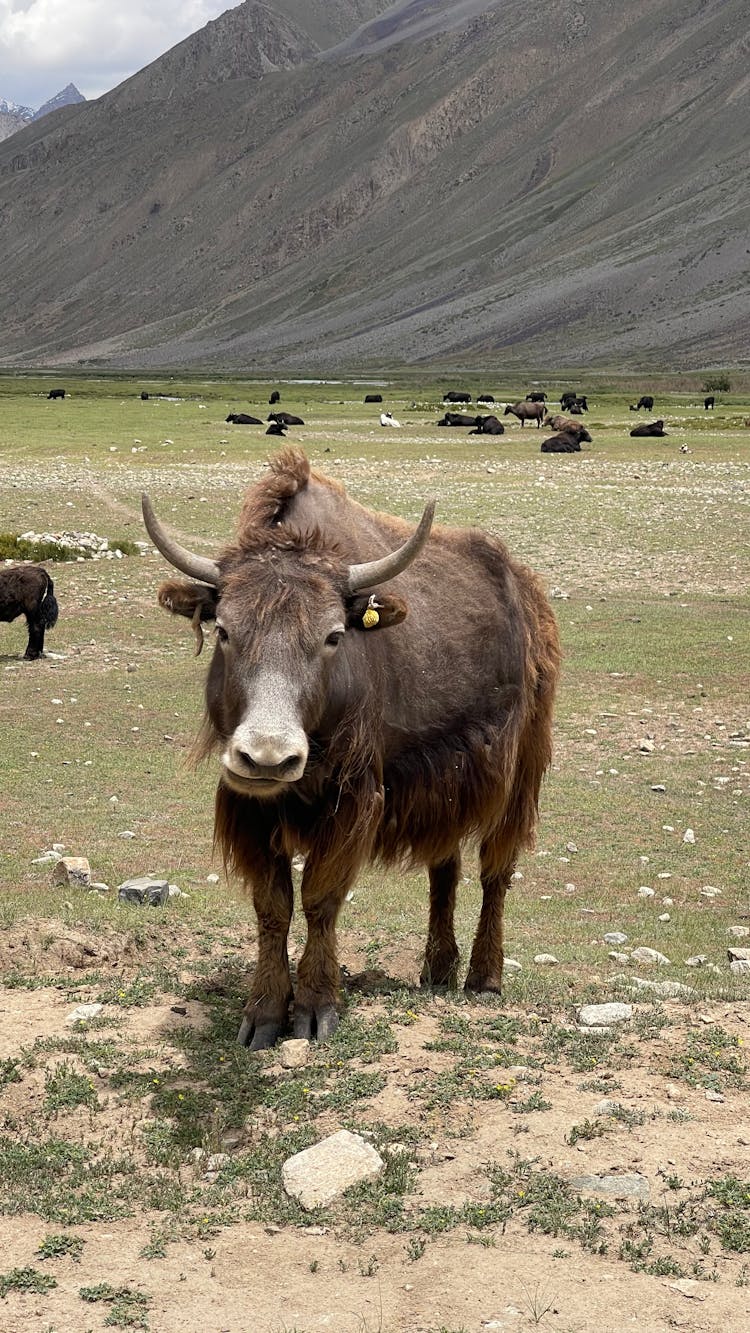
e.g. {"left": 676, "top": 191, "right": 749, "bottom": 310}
{"left": 293, "top": 857, "right": 359, "bottom": 1042}
{"left": 420, "top": 853, "right": 461, "bottom": 988}
{"left": 237, "top": 856, "right": 294, "bottom": 1050}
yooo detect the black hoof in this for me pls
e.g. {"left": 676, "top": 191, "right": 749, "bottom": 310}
{"left": 236, "top": 1016, "right": 284, "bottom": 1050}
{"left": 293, "top": 1003, "right": 339, "bottom": 1042}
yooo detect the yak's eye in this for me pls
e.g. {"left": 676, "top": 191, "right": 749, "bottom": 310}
{"left": 325, "top": 628, "right": 345, "bottom": 650}
{"left": 216, "top": 624, "right": 229, "bottom": 644}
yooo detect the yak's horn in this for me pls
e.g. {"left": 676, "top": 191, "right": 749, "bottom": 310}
{"left": 141, "top": 495, "right": 220, "bottom": 586}
{"left": 346, "top": 501, "right": 435, "bottom": 593}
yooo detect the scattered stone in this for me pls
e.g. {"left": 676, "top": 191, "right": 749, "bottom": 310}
{"left": 669, "top": 1279, "right": 706, "bottom": 1301}
{"left": 727, "top": 925, "right": 750, "bottom": 939}
{"left": 168, "top": 885, "right": 185, "bottom": 899}
{"left": 66, "top": 1003, "right": 104, "bottom": 1025}
{"left": 90, "top": 881, "right": 110, "bottom": 894}
{"left": 533, "top": 954, "right": 558, "bottom": 966}
{"left": 595, "top": 1099, "right": 622, "bottom": 1115}
{"left": 628, "top": 978, "right": 694, "bottom": 998}
{"left": 639, "top": 738, "right": 655, "bottom": 753}
{"left": 279, "top": 1039, "right": 310, "bottom": 1070}
{"left": 658, "top": 913, "right": 671, "bottom": 922}
{"left": 728, "top": 947, "right": 750, "bottom": 962}
{"left": 608, "top": 951, "right": 630, "bottom": 964}
{"left": 117, "top": 876, "right": 169, "bottom": 906}
{"left": 570, "top": 1173, "right": 649, "bottom": 1200}
{"left": 504, "top": 958, "right": 522, "bottom": 972}
{"left": 700, "top": 885, "right": 721, "bottom": 898}
{"left": 662, "top": 897, "right": 673, "bottom": 907}
{"left": 282, "top": 1130, "right": 384, "bottom": 1210}
{"left": 32, "top": 850, "right": 63, "bottom": 865}
{"left": 705, "top": 1089, "right": 725, "bottom": 1103}
{"left": 206, "top": 873, "right": 220, "bottom": 884}
{"left": 603, "top": 931, "right": 628, "bottom": 945}
{"left": 631, "top": 946, "right": 670, "bottom": 965}
{"left": 730, "top": 959, "right": 750, "bottom": 976}
{"left": 637, "top": 886, "right": 655, "bottom": 898}
{"left": 118, "top": 830, "right": 136, "bottom": 839}
{"left": 685, "top": 955, "right": 708, "bottom": 967}
{"left": 566, "top": 841, "right": 578, "bottom": 853}
{"left": 578, "top": 1002, "right": 633, "bottom": 1027}
{"left": 51, "top": 856, "right": 91, "bottom": 888}
{"left": 204, "top": 1153, "right": 231, "bottom": 1175}
{"left": 651, "top": 784, "right": 666, "bottom": 792}
{"left": 682, "top": 828, "right": 696, "bottom": 844}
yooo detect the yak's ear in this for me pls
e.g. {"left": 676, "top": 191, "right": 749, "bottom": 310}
{"left": 157, "top": 579, "right": 218, "bottom": 656}
{"left": 345, "top": 592, "right": 408, "bottom": 632}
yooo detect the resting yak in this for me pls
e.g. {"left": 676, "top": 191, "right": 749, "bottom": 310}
{"left": 630, "top": 419, "right": 668, "bottom": 437}
{"left": 0, "top": 565, "right": 59, "bottom": 659}
{"left": 437, "top": 412, "right": 481, "bottom": 427}
{"left": 268, "top": 411, "right": 305, "bottom": 427}
{"left": 469, "top": 415, "right": 504, "bottom": 435}
{"left": 542, "top": 415, "right": 591, "bottom": 443}
{"left": 145, "top": 447, "right": 560, "bottom": 1049}
{"left": 226, "top": 413, "right": 263, "bottom": 425}
{"left": 541, "top": 432, "right": 581, "bottom": 453}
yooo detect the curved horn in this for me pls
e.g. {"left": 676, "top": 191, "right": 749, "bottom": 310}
{"left": 347, "top": 501, "right": 435, "bottom": 593}
{"left": 141, "top": 494, "right": 220, "bottom": 587}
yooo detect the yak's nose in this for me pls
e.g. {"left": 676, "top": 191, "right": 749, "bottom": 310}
{"left": 223, "top": 729, "right": 308, "bottom": 784}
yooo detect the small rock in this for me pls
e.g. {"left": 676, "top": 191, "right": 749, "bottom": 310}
{"left": 206, "top": 873, "right": 220, "bottom": 884}
{"left": 533, "top": 954, "right": 558, "bottom": 966}
{"left": 682, "top": 828, "right": 696, "bottom": 844}
{"left": 628, "top": 978, "right": 693, "bottom": 998}
{"left": 205, "top": 1153, "right": 230, "bottom": 1174}
{"left": 637, "top": 886, "right": 655, "bottom": 898}
{"left": 651, "top": 784, "right": 666, "bottom": 792}
{"left": 117, "top": 876, "right": 169, "bottom": 906}
{"left": 282, "top": 1130, "right": 384, "bottom": 1210}
{"left": 578, "top": 1002, "right": 633, "bottom": 1027}
{"left": 685, "top": 955, "right": 708, "bottom": 967}
{"left": 700, "top": 885, "right": 721, "bottom": 898}
{"left": 51, "top": 856, "right": 91, "bottom": 888}
{"left": 669, "top": 1278, "right": 706, "bottom": 1301}
{"left": 570, "top": 1173, "right": 649, "bottom": 1200}
{"left": 639, "top": 739, "right": 655, "bottom": 752}
{"left": 608, "top": 951, "right": 630, "bottom": 964}
{"left": 631, "top": 946, "right": 671, "bottom": 966}
{"left": 658, "top": 913, "right": 671, "bottom": 922}
{"left": 603, "top": 932, "right": 628, "bottom": 946}
{"left": 66, "top": 1003, "right": 104, "bottom": 1025}
{"left": 728, "top": 947, "right": 750, "bottom": 962}
{"left": 595, "top": 1099, "right": 622, "bottom": 1115}
{"left": 118, "top": 830, "right": 136, "bottom": 839}
{"left": 727, "top": 925, "right": 750, "bottom": 939}
{"left": 705, "top": 1089, "right": 725, "bottom": 1103}
{"left": 504, "top": 958, "right": 522, "bottom": 972}
{"left": 730, "top": 959, "right": 750, "bottom": 976}
{"left": 90, "top": 881, "right": 110, "bottom": 893}
{"left": 279, "top": 1039, "right": 310, "bottom": 1070}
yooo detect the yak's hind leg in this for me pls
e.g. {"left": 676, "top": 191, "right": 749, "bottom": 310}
{"left": 464, "top": 835, "right": 517, "bottom": 994}
{"left": 420, "top": 853, "right": 461, "bottom": 988}
{"left": 238, "top": 856, "right": 294, "bottom": 1050}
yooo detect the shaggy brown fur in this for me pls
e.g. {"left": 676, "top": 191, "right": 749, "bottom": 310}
{"left": 0, "top": 564, "right": 58, "bottom": 659}
{"left": 153, "top": 447, "right": 560, "bottom": 1048}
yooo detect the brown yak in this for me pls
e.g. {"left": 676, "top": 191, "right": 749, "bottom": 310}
{"left": 0, "top": 564, "right": 59, "bottom": 659}
{"left": 503, "top": 401, "right": 545, "bottom": 427}
{"left": 144, "top": 448, "right": 560, "bottom": 1049}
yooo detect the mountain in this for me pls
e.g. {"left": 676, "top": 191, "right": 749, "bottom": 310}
{"left": 0, "top": 0, "right": 748, "bottom": 372}
{"left": 0, "top": 85, "right": 85, "bottom": 143}
{"left": 32, "top": 84, "right": 86, "bottom": 121}
{"left": 0, "top": 98, "right": 34, "bottom": 143}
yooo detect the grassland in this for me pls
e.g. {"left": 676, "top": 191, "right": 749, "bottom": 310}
{"left": 0, "top": 373, "right": 749, "bottom": 1332}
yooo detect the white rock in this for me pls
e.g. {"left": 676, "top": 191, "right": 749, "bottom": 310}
{"left": 730, "top": 959, "right": 750, "bottom": 976}
{"left": 279, "top": 1039, "right": 310, "bottom": 1069}
{"left": 66, "top": 1003, "right": 104, "bottom": 1025}
{"left": 504, "top": 958, "right": 522, "bottom": 972}
{"left": 603, "top": 932, "right": 628, "bottom": 945}
{"left": 578, "top": 1003, "right": 633, "bottom": 1027}
{"left": 608, "top": 951, "right": 630, "bottom": 964}
{"left": 638, "top": 886, "right": 655, "bottom": 898}
{"left": 631, "top": 946, "right": 671, "bottom": 966}
{"left": 282, "top": 1130, "right": 384, "bottom": 1210}
{"left": 206, "top": 873, "right": 220, "bottom": 884}
{"left": 727, "top": 925, "right": 750, "bottom": 939}
{"left": 628, "top": 978, "right": 693, "bottom": 997}
{"left": 658, "top": 913, "right": 671, "bottom": 922}
{"left": 685, "top": 955, "right": 708, "bottom": 967}
{"left": 682, "top": 828, "right": 696, "bottom": 844}
{"left": 533, "top": 954, "right": 558, "bottom": 966}
{"left": 639, "top": 738, "right": 655, "bottom": 752}
{"left": 700, "top": 885, "right": 721, "bottom": 898}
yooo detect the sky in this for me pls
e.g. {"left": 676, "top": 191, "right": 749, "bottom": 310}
{"left": 0, "top": 0, "right": 239, "bottom": 108}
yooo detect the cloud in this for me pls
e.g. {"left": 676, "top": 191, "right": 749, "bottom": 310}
{"left": 0, "top": 0, "right": 239, "bottom": 107}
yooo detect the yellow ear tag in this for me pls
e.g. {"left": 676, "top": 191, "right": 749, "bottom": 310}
{"left": 362, "top": 607, "right": 380, "bottom": 629}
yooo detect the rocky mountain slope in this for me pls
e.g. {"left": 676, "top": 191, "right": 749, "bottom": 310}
{"left": 0, "top": 98, "right": 34, "bottom": 143}
{"left": 32, "top": 84, "right": 85, "bottom": 121}
{"left": 0, "top": 0, "right": 748, "bottom": 371}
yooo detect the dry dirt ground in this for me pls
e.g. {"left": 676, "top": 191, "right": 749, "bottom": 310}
{"left": 0, "top": 922, "right": 749, "bottom": 1333}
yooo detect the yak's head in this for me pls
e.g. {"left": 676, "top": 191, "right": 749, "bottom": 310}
{"left": 143, "top": 496, "right": 433, "bottom": 799}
